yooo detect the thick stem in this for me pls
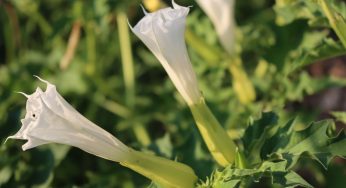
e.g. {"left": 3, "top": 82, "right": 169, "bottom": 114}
{"left": 190, "top": 99, "right": 236, "bottom": 166}
{"left": 121, "top": 149, "right": 197, "bottom": 188}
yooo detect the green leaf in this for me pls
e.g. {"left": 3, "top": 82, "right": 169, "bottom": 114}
{"left": 242, "top": 112, "right": 279, "bottom": 164}
{"left": 267, "top": 120, "right": 346, "bottom": 169}
{"left": 274, "top": 0, "right": 346, "bottom": 48}
{"left": 317, "top": 0, "right": 346, "bottom": 48}
{"left": 273, "top": 171, "right": 313, "bottom": 188}
{"left": 149, "top": 134, "right": 173, "bottom": 158}
{"left": 233, "top": 113, "right": 346, "bottom": 188}
{"left": 274, "top": 0, "right": 321, "bottom": 26}
{"left": 290, "top": 36, "right": 346, "bottom": 71}
{"left": 283, "top": 72, "right": 346, "bottom": 101}
{"left": 331, "top": 111, "right": 346, "bottom": 124}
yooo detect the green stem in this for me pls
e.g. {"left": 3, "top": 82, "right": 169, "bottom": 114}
{"left": 190, "top": 99, "right": 236, "bottom": 166}
{"left": 86, "top": 21, "right": 96, "bottom": 75}
{"left": 93, "top": 93, "right": 131, "bottom": 119}
{"left": 228, "top": 57, "right": 256, "bottom": 104}
{"left": 319, "top": 0, "right": 346, "bottom": 48}
{"left": 185, "top": 29, "right": 256, "bottom": 104}
{"left": 235, "top": 147, "right": 248, "bottom": 169}
{"left": 117, "top": 10, "right": 150, "bottom": 146}
{"left": 185, "top": 28, "right": 223, "bottom": 65}
{"left": 121, "top": 149, "right": 197, "bottom": 188}
{"left": 117, "top": 10, "right": 135, "bottom": 108}
{"left": 133, "top": 123, "right": 151, "bottom": 146}
{"left": 33, "top": 12, "right": 52, "bottom": 36}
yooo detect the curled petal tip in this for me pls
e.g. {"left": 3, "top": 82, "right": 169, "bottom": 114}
{"left": 127, "top": 19, "right": 133, "bottom": 29}
{"left": 33, "top": 75, "right": 49, "bottom": 85}
{"left": 140, "top": 4, "right": 148, "bottom": 15}
{"left": 172, "top": 0, "right": 190, "bottom": 9}
{"left": 4, "top": 136, "right": 17, "bottom": 145}
{"left": 16, "top": 92, "right": 30, "bottom": 98}
{"left": 4, "top": 137, "right": 10, "bottom": 144}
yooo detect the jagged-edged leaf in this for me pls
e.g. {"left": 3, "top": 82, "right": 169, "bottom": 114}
{"left": 197, "top": 160, "right": 313, "bottom": 188}
{"left": 274, "top": 0, "right": 322, "bottom": 26}
{"left": 290, "top": 38, "right": 345, "bottom": 71}
{"left": 242, "top": 112, "right": 279, "bottom": 164}
{"left": 272, "top": 171, "right": 313, "bottom": 188}
{"left": 283, "top": 72, "right": 346, "bottom": 101}
{"left": 266, "top": 120, "right": 346, "bottom": 169}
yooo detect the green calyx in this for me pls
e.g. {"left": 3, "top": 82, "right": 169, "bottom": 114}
{"left": 189, "top": 99, "right": 237, "bottom": 166}
{"left": 120, "top": 149, "right": 197, "bottom": 188}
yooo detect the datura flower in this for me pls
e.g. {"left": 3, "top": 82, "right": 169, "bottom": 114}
{"left": 131, "top": 1, "right": 237, "bottom": 167}
{"left": 197, "top": 0, "right": 236, "bottom": 55}
{"left": 130, "top": 0, "right": 202, "bottom": 105}
{"left": 7, "top": 77, "right": 197, "bottom": 188}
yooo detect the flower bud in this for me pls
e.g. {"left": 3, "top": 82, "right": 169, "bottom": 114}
{"left": 197, "top": 0, "right": 236, "bottom": 54}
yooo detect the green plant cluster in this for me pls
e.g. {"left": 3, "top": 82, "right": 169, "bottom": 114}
{"left": 1, "top": 0, "right": 346, "bottom": 187}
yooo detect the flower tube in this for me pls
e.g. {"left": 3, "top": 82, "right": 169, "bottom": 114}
{"left": 130, "top": 1, "right": 236, "bottom": 166}
{"left": 7, "top": 77, "right": 197, "bottom": 188}
{"left": 197, "top": 0, "right": 236, "bottom": 55}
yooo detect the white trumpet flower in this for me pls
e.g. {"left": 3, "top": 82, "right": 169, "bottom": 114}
{"left": 197, "top": 0, "right": 236, "bottom": 54}
{"left": 7, "top": 77, "right": 198, "bottom": 188}
{"left": 130, "top": 0, "right": 202, "bottom": 105}
{"left": 7, "top": 77, "right": 131, "bottom": 162}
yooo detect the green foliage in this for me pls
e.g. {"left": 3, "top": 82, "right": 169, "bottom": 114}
{"left": 198, "top": 161, "right": 312, "bottom": 188}
{"left": 331, "top": 111, "right": 346, "bottom": 124}
{"left": 200, "top": 112, "right": 346, "bottom": 187}
{"left": 1, "top": 0, "right": 346, "bottom": 187}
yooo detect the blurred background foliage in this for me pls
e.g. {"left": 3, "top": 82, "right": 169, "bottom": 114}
{"left": 0, "top": 0, "right": 346, "bottom": 187}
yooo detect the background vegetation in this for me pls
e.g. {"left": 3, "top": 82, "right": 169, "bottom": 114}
{"left": 0, "top": 0, "right": 346, "bottom": 187}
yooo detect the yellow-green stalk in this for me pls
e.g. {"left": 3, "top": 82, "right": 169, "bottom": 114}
{"left": 318, "top": 0, "right": 346, "bottom": 48}
{"left": 117, "top": 9, "right": 151, "bottom": 146}
{"left": 235, "top": 148, "right": 248, "bottom": 169}
{"left": 184, "top": 28, "right": 256, "bottom": 104}
{"left": 189, "top": 98, "right": 237, "bottom": 166}
{"left": 121, "top": 149, "right": 197, "bottom": 188}
{"left": 229, "top": 57, "right": 256, "bottom": 104}
{"left": 185, "top": 28, "right": 222, "bottom": 64}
